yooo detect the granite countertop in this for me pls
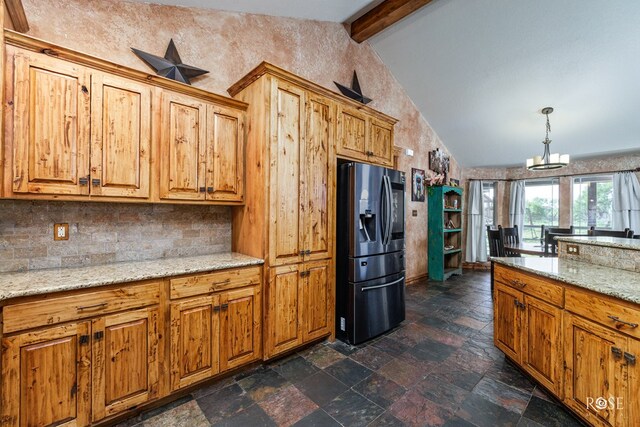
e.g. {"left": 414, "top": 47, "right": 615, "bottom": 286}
{"left": 0, "top": 253, "right": 264, "bottom": 302}
{"left": 556, "top": 235, "right": 640, "bottom": 251}
{"left": 490, "top": 256, "right": 640, "bottom": 304}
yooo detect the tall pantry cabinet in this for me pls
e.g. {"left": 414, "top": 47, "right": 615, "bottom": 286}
{"left": 229, "top": 64, "right": 335, "bottom": 359}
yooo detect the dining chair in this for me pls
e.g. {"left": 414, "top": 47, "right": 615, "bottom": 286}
{"left": 588, "top": 227, "right": 634, "bottom": 238}
{"left": 487, "top": 228, "right": 505, "bottom": 257}
{"left": 498, "top": 225, "right": 521, "bottom": 257}
{"left": 542, "top": 226, "right": 575, "bottom": 256}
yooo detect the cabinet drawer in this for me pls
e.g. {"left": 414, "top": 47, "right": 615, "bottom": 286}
{"left": 2, "top": 281, "right": 161, "bottom": 334}
{"left": 565, "top": 287, "right": 640, "bottom": 339}
{"left": 494, "top": 264, "right": 564, "bottom": 307}
{"left": 170, "top": 266, "right": 262, "bottom": 299}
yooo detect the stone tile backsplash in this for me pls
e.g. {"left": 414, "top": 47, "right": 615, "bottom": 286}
{"left": 0, "top": 200, "right": 232, "bottom": 272}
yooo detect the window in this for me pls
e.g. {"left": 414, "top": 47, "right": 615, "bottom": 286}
{"left": 523, "top": 179, "right": 559, "bottom": 243}
{"left": 572, "top": 175, "right": 613, "bottom": 233}
{"left": 482, "top": 181, "right": 497, "bottom": 227}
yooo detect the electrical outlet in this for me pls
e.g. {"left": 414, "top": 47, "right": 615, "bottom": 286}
{"left": 412, "top": 210, "right": 418, "bottom": 217}
{"left": 567, "top": 244, "right": 580, "bottom": 255}
{"left": 54, "top": 223, "right": 69, "bottom": 241}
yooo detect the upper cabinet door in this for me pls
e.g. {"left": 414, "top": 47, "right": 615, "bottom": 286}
{"left": 302, "top": 94, "right": 333, "bottom": 261}
{"left": 336, "top": 105, "right": 368, "bottom": 162}
{"left": 206, "top": 105, "right": 245, "bottom": 202}
{"left": 368, "top": 118, "right": 393, "bottom": 166}
{"left": 269, "top": 80, "right": 305, "bottom": 266}
{"left": 159, "top": 92, "right": 207, "bottom": 200}
{"left": 90, "top": 72, "right": 152, "bottom": 198}
{"left": 11, "top": 48, "right": 91, "bottom": 195}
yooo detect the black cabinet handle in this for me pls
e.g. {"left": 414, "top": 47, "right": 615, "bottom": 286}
{"left": 91, "top": 178, "right": 101, "bottom": 186}
{"left": 79, "top": 176, "right": 89, "bottom": 186}
{"left": 213, "top": 306, "right": 220, "bottom": 312}
{"left": 607, "top": 315, "right": 639, "bottom": 328}
{"left": 305, "top": 249, "right": 311, "bottom": 255}
{"left": 611, "top": 347, "right": 623, "bottom": 359}
{"left": 207, "top": 187, "right": 213, "bottom": 193}
{"left": 624, "top": 352, "right": 636, "bottom": 365}
{"left": 199, "top": 187, "right": 206, "bottom": 193}
{"left": 221, "top": 303, "right": 229, "bottom": 310}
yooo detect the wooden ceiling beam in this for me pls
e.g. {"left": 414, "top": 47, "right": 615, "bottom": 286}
{"left": 350, "top": 0, "right": 433, "bottom": 43}
{"left": 4, "top": 0, "right": 29, "bottom": 33}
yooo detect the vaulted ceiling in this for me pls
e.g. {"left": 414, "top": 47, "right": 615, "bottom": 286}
{"left": 125, "top": 0, "right": 640, "bottom": 168}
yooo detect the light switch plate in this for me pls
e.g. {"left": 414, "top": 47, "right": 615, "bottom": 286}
{"left": 54, "top": 223, "right": 69, "bottom": 241}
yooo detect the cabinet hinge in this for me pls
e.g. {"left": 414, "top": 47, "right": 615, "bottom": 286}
{"left": 79, "top": 335, "right": 90, "bottom": 345}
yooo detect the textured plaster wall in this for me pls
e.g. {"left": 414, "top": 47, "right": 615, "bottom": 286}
{"left": 15, "top": 0, "right": 459, "bottom": 279}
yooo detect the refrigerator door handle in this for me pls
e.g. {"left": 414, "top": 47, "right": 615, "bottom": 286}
{"left": 384, "top": 175, "right": 393, "bottom": 246}
{"left": 361, "top": 276, "right": 405, "bottom": 291}
{"left": 380, "top": 175, "right": 388, "bottom": 245}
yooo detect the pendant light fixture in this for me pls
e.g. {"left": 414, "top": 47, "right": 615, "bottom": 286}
{"left": 526, "top": 107, "right": 570, "bottom": 170}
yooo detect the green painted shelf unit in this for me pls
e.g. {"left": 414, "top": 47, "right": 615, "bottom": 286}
{"left": 428, "top": 185, "right": 463, "bottom": 281}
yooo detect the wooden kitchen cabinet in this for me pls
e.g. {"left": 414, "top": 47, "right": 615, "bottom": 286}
{"left": 0, "top": 321, "right": 92, "bottom": 427}
{"left": 493, "top": 269, "right": 563, "bottom": 396}
{"left": 336, "top": 104, "right": 368, "bottom": 163}
{"left": 368, "top": 117, "right": 394, "bottom": 166}
{"left": 170, "top": 294, "right": 221, "bottom": 390}
{"left": 300, "top": 259, "right": 332, "bottom": 342}
{"left": 563, "top": 313, "right": 628, "bottom": 427}
{"left": 493, "top": 281, "right": 522, "bottom": 362}
{"left": 169, "top": 269, "right": 261, "bottom": 391}
{"left": 265, "top": 259, "right": 332, "bottom": 358}
{"left": 90, "top": 72, "right": 152, "bottom": 198}
{"left": 3, "top": 31, "right": 247, "bottom": 204}
{"left": 10, "top": 47, "right": 92, "bottom": 196}
{"left": 336, "top": 104, "right": 395, "bottom": 167}
{"left": 91, "top": 307, "right": 160, "bottom": 421}
{"left": 230, "top": 64, "right": 346, "bottom": 359}
{"left": 159, "top": 91, "right": 208, "bottom": 201}
{"left": 159, "top": 91, "right": 245, "bottom": 203}
{"left": 219, "top": 285, "right": 261, "bottom": 370}
{"left": 9, "top": 47, "right": 152, "bottom": 199}
{"left": 493, "top": 263, "right": 640, "bottom": 426}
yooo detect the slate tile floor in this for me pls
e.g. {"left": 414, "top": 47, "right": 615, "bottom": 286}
{"left": 117, "top": 271, "right": 585, "bottom": 427}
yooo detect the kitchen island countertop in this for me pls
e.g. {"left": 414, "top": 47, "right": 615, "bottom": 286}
{"left": 491, "top": 256, "right": 640, "bottom": 304}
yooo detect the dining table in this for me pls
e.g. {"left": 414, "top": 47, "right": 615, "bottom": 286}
{"left": 504, "top": 241, "right": 552, "bottom": 257}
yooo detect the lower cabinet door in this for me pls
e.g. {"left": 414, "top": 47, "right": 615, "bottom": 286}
{"left": 170, "top": 295, "right": 221, "bottom": 391}
{"left": 265, "top": 264, "right": 303, "bottom": 359}
{"left": 92, "top": 307, "right": 160, "bottom": 421}
{"left": 220, "top": 285, "right": 262, "bottom": 370}
{"left": 301, "top": 259, "right": 332, "bottom": 342}
{"left": 522, "top": 295, "right": 563, "bottom": 397}
{"left": 493, "top": 282, "right": 523, "bottom": 362}
{"left": 0, "top": 322, "right": 91, "bottom": 427}
{"left": 563, "top": 313, "right": 627, "bottom": 427}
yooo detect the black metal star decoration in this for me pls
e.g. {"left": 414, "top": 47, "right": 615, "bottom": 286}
{"left": 131, "top": 39, "right": 208, "bottom": 85}
{"left": 334, "top": 71, "right": 372, "bottom": 104}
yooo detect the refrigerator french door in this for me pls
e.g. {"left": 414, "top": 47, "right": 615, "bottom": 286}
{"left": 336, "top": 161, "right": 406, "bottom": 345}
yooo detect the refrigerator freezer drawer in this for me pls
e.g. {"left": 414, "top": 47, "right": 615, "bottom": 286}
{"left": 348, "top": 272, "right": 405, "bottom": 345}
{"left": 348, "top": 251, "right": 405, "bottom": 283}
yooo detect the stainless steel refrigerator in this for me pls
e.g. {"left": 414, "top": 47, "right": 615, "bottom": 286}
{"left": 336, "top": 161, "right": 406, "bottom": 345}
